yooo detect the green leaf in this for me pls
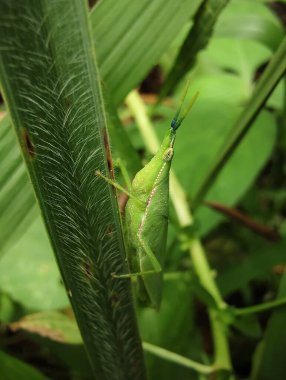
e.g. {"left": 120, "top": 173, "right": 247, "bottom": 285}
{"left": 41, "top": 342, "right": 92, "bottom": 378}
{"left": 214, "top": 0, "right": 284, "bottom": 51}
{"left": 232, "top": 314, "right": 262, "bottom": 339}
{"left": 160, "top": 0, "right": 231, "bottom": 98}
{"left": 138, "top": 280, "right": 201, "bottom": 379}
{"left": 190, "top": 277, "right": 218, "bottom": 309}
{"left": 203, "top": 39, "right": 271, "bottom": 91}
{"left": 10, "top": 311, "right": 82, "bottom": 344}
{"left": 6, "top": 312, "right": 93, "bottom": 378}
{"left": 0, "top": 219, "right": 68, "bottom": 311}
{"left": 160, "top": 0, "right": 284, "bottom": 98}
{"left": 0, "top": 350, "right": 49, "bottom": 380}
{"left": 267, "top": 79, "right": 284, "bottom": 110}
{"left": 0, "top": 292, "right": 23, "bottom": 323}
{"left": 0, "top": 1, "right": 145, "bottom": 379}
{"left": 194, "top": 109, "right": 276, "bottom": 235}
{"left": 0, "top": 0, "right": 204, "bottom": 251}
{"left": 91, "top": 0, "right": 202, "bottom": 104}
{"left": 252, "top": 268, "right": 286, "bottom": 380}
{"left": 193, "top": 35, "right": 286, "bottom": 207}
{"left": 0, "top": 115, "right": 36, "bottom": 257}
{"left": 217, "top": 239, "right": 286, "bottom": 296}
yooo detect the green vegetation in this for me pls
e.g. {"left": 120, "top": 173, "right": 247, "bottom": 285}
{"left": 0, "top": 1, "right": 285, "bottom": 379}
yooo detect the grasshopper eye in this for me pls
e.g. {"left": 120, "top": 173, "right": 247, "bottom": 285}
{"left": 164, "top": 147, "right": 174, "bottom": 162}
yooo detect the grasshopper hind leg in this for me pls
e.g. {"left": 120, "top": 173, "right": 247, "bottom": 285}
{"left": 112, "top": 235, "right": 162, "bottom": 278}
{"left": 112, "top": 236, "right": 163, "bottom": 308}
{"left": 112, "top": 267, "right": 160, "bottom": 279}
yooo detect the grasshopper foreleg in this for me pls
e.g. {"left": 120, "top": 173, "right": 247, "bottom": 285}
{"left": 96, "top": 170, "right": 134, "bottom": 198}
{"left": 113, "top": 158, "right": 132, "bottom": 191}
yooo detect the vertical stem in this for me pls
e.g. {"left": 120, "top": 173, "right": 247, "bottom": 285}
{"left": 210, "top": 309, "right": 232, "bottom": 370}
{"left": 190, "top": 240, "right": 226, "bottom": 310}
{"left": 169, "top": 172, "right": 194, "bottom": 226}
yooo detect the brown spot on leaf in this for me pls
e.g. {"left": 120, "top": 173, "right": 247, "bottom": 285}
{"left": 111, "top": 291, "right": 120, "bottom": 307}
{"left": 22, "top": 129, "right": 35, "bottom": 158}
{"left": 119, "top": 193, "right": 129, "bottom": 214}
{"left": 106, "top": 225, "right": 115, "bottom": 238}
{"left": 10, "top": 319, "right": 66, "bottom": 343}
{"left": 102, "top": 128, "right": 115, "bottom": 178}
{"left": 88, "top": 0, "right": 98, "bottom": 8}
{"left": 83, "top": 257, "right": 94, "bottom": 279}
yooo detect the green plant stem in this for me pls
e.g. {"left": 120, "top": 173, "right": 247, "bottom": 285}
{"left": 188, "top": 241, "right": 231, "bottom": 373}
{"left": 126, "top": 90, "right": 233, "bottom": 374}
{"left": 234, "top": 297, "right": 286, "bottom": 316}
{"left": 126, "top": 93, "right": 159, "bottom": 156}
{"left": 209, "top": 309, "right": 232, "bottom": 371}
{"left": 169, "top": 172, "right": 194, "bottom": 225}
{"left": 189, "top": 239, "right": 226, "bottom": 309}
{"left": 142, "top": 342, "right": 214, "bottom": 375}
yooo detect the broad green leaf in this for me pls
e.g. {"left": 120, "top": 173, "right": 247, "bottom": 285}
{"left": 0, "top": 219, "right": 68, "bottom": 311}
{"left": 202, "top": 37, "right": 282, "bottom": 111}
{"left": 203, "top": 39, "right": 271, "bottom": 92}
{"left": 217, "top": 238, "right": 286, "bottom": 296}
{"left": 91, "top": 0, "right": 202, "bottom": 104}
{"left": 193, "top": 35, "right": 286, "bottom": 207}
{"left": 0, "top": 292, "right": 23, "bottom": 323}
{"left": 160, "top": 0, "right": 284, "bottom": 97}
{"left": 7, "top": 301, "right": 203, "bottom": 380}
{"left": 0, "top": 0, "right": 203, "bottom": 253}
{"left": 0, "top": 115, "right": 36, "bottom": 256}
{"left": 267, "top": 79, "right": 284, "bottom": 110}
{"left": 10, "top": 311, "right": 82, "bottom": 344}
{"left": 152, "top": 34, "right": 278, "bottom": 234}
{"left": 252, "top": 268, "right": 286, "bottom": 380}
{"left": 41, "top": 342, "right": 92, "bottom": 378}
{"left": 232, "top": 314, "right": 262, "bottom": 339}
{"left": 183, "top": 73, "right": 247, "bottom": 105}
{"left": 138, "top": 280, "right": 202, "bottom": 380}
{"left": 214, "top": 0, "right": 284, "bottom": 51}
{"left": 0, "top": 1, "right": 145, "bottom": 379}
{"left": 194, "top": 109, "right": 276, "bottom": 235}
{"left": 0, "top": 350, "right": 49, "bottom": 380}
{"left": 6, "top": 311, "right": 93, "bottom": 377}
{"left": 189, "top": 276, "right": 218, "bottom": 309}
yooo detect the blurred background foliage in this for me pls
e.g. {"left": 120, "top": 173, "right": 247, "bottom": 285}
{"left": 0, "top": 0, "right": 286, "bottom": 379}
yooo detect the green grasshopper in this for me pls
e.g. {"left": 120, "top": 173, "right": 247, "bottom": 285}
{"left": 97, "top": 88, "right": 198, "bottom": 308}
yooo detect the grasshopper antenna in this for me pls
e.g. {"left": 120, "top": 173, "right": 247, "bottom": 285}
{"left": 171, "top": 80, "right": 199, "bottom": 131}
